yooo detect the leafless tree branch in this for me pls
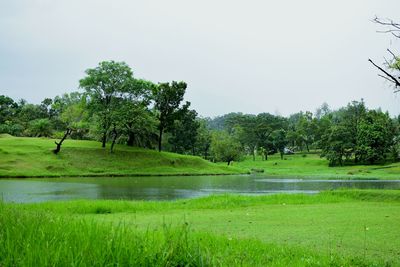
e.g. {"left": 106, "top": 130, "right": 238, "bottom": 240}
{"left": 369, "top": 59, "right": 400, "bottom": 87}
{"left": 387, "top": 49, "right": 397, "bottom": 59}
{"left": 378, "top": 74, "right": 396, "bottom": 84}
{"left": 373, "top": 17, "right": 400, "bottom": 30}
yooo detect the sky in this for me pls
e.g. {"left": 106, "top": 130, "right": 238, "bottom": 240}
{"left": 0, "top": 0, "right": 399, "bottom": 117}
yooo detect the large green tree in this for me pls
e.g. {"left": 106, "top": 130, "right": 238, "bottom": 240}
{"left": 153, "top": 81, "right": 187, "bottom": 152}
{"left": 321, "top": 124, "right": 353, "bottom": 166}
{"left": 168, "top": 104, "right": 199, "bottom": 154}
{"left": 79, "top": 61, "right": 134, "bottom": 148}
{"left": 356, "top": 110, "right": 395, "bottom": 164}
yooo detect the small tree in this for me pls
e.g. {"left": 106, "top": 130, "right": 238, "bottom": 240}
{"left": 210, "top": 131, "right": 242, "bottom": 165}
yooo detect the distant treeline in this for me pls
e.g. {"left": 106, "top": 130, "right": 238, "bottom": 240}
{"left": 1, "top": 61, "right": 399, "bottom": 166}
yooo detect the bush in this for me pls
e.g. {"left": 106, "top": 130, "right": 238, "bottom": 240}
{"left": 26, "top": 118, "right": 52, "bottom": 137}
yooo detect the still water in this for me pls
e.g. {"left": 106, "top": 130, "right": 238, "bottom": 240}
{"left": 1, "top": 175, "right": 400, "bottom": 203}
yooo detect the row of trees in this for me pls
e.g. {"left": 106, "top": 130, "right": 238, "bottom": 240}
{"left": 205, "top": 101, "right": 399, "bottom": 166}
{"left": 0, "top": 61, "right": 204, "bottom": 154}
{"left": 1, "top": 61, "right": 399, "bottom": 165}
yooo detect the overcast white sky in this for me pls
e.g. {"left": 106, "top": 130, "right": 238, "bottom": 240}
{"left": 1, "top": 0, "right": 399, "bottom": 117}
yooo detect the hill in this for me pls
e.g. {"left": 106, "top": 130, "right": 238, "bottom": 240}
{"left": 0, "top": 135, "right": 244, "bottom": 177}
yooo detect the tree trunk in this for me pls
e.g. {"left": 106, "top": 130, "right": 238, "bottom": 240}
{"left": 280, "top": 151, "right": 284, "bottom": 160}
{"left": 53, "top": 129, "right": 72, "bottom": 154}
{"left": 227, "top": 160, "right": 231, "bottom": 166}
{"left": 127, "top": 132, "right": 135, "bottom": 146}
{"left": 158, "top": 127, "right": 163, "bottom": 152}
{"left": 252, "top": 148, "right": 256, "bottom": 161}
{"left": 102, "top": 131, "right": 107, "bottom": 148}
{"left": 110, "top": 125, "right": 118, "bottom": 153}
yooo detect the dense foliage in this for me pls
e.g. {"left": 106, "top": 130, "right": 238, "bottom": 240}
{"left": 1, "top": 61, "right": 399, "bottom": 166}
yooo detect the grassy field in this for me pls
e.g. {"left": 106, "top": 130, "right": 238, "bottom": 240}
{"left": 230, "top": 152, "right": 400, "bottom": 180}
{"left": 2, "top": 190, "right": 399, "bottom": 266}
{"left": 0, "top": 135, "right": 243, "bottom": 177}
{"left": 1, "top": 135, "right": 399, "bottom": 179}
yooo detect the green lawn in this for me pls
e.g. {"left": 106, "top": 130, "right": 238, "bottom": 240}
{"left": 0, "top": 135, "right": 243, "bottom": 177}
{"left": 3, "top": 190, "right": 400, "bottom": 266}
{"left": 1, "top": 135, "right": 400, "bottom": 180}
{"left": 230, "top": 152, "right": 400, "bottom": 180}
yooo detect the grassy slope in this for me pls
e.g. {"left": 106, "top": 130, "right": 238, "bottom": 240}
{"left": 8, "top": 190, "right": 400, "bottom": 265}
{"left": 1, "top": 135, "right": 399, "bottom": 179}
{"left": 0, "top": 135, "right": 243, "bottom": 177}
{"left": 230, "top": 153, "right": 400, "bottom": 180}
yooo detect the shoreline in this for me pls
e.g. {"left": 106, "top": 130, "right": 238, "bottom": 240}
{"left": 0, "top": 171, "right": 250, "bottom": 179}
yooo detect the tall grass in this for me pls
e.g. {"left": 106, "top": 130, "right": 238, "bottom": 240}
{"left": 17, "top": 190, "right": 400, "bottom": 216}
{"left": 0, "top": 200, "right": 382, "bottom": 266}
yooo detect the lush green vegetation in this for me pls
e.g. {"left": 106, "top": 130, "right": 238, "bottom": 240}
{"left": 2, "top": 134, "right": 400, "bottom": 179}
{"left": 1, "top": 61, "right": 399, "bottom": 168}
{"left": 0, "top": 135, "right": 243, "bottom": 177}
{"left": 231, "top": 153, "right": 400, "bottom": 180}
{"left": 2, "top": 190, "right": 399, "bottom": 266}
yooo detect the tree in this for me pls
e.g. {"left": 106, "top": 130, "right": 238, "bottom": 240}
{"left": 321, "top": 125, "right": 353, "bottom": 166}
{"left": 59, "top": 100, "right": 90, "bottom": 140}
{"left": 0, "top": 95, "right": 18, "bottom": 124}
{"left": 226, "top": 114, "right": 258, "bottom": 160}
{"left": 119, "top": 101, "right": 157, "bottom": 148}
{"left": 356, "top": 110, "right": 395, "bottom": 164}
{"left": 210, "top": 131, "right": 242, "bottom": 165}
{"left": 272, "top": 129, "right": 287, "bottom": 160}
{"left": 122, "top": 79, "right": 156, "bottom": 147}
{"left": 195, "top": 119, "right": 212, "bottom": 159}
{"left": 79, "top": 61, "right": 134, "bottom": 148}
{"left": 153, "top": 81, "right": 187, "bottom": 152}
{"left": 369, "top": 17, "right": 400, "bottom": 92}
{"left": 315, "top": 102, "right": 331, "bottom": 120}
{"left": 338, "top": 100, "right": 367, "bottom": 163}
{"left": 297, "top": 111, "right": 316, "bottom": 152}
{"left": 255, "top": 113, "right": 287, "bottom": 159}
{"left": 168, "top": 105, "right": 200, "bottom": 154}
{"left": 53, "top": 128, "right": 73, "bottom": 154}
{"left": 27, "top": 118, "right": 52, "bottom": 137}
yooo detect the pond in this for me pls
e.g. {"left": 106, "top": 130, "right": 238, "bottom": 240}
{"left": 1, "top": 175, "right": 400, "bottom": 203}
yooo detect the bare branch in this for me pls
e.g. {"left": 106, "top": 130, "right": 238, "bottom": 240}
{"left": 373, "top": 17, "right": 400, "bottom": 30}
{"left": 387, "top": 49, "right": 397, "bottom": 60}
{"left": 378, "top": 74, "right": 396, "bottom": 84}
{"left": 391, "top": 32, "right": 400, "bottom": 38}
{"left": 369, "top": 59, "right": 400, "bottom": 87}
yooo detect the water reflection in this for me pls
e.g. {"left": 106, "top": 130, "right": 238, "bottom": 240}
{"left": 0, "top": 175, "right": 399, "bottom": 203}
